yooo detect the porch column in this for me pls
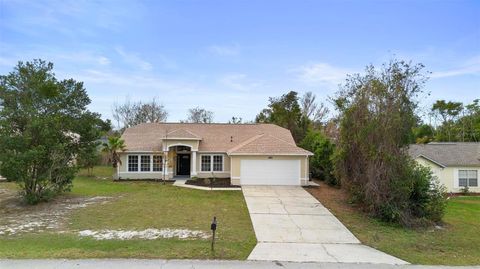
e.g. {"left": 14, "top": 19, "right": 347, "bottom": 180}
{"left": 163, "top": 150, "right": 169, "bottom": 179}
{"left": 191, "top": 150, "right": 197, "bottom": 176}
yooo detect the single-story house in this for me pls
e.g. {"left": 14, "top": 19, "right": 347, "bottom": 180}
{"left": 116, "top": 123, "right": 313, "bottom": 185}
{"left": 409, "top": 142, "right": 480, "bottom": 193}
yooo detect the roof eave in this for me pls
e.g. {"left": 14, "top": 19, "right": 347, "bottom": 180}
{"left": 416, "top": 154, "right": 447, "bottom": 168}
{"left": 162, "top": 137, "right": 202, "bottom": 141}
{"left": 227, "top": 152, "right": 313, "bottom": 156}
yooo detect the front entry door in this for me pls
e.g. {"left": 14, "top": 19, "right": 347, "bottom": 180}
{"left": 176, "top": 154, "right": 191, "bottom": 176}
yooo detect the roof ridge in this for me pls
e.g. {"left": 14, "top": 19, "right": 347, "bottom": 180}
{"left": 264, "top": 134, "right": 298, "bottom": 146}
{"left": 227, "top": 134, "right": 265, "bottom": 153}
{"left": 166, "top": 128, "right": 200, "bottom": 138}
{"left": 183, "top": 129, "right": 200, "bottom": 137}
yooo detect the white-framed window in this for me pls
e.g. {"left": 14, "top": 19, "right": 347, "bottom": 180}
{"left": 128, "top": 155, "right": 139, "bottom": 172}
{"left": 127, "top": 154, "right": 163, "bottom": 172}
{"left": 200, "top": 154, "right": 223, "bottom": 172}
{"left": 459, "top": 170, "right": 478, "bottom": 187}
{"left": 153, "top": 155, "right": 162, "bottom": 171}
{"left": 213, "top": 155, "right": 223, "bottom": 171}
{"left": 201, "top": 155, "right": 211, "bottom": 171}
{"left": 140, "top": 155, "right": 151, "bottom": 172}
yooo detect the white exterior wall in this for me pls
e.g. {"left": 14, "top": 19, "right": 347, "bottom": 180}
{"left": 115, "top": 152, "right": 231, "bottom": 180}
{"left": 415, "top": 157, "right": 480, "bottom": 193}
{"left": 116, "top": 152, "right": 167, "bottom": 180}
{"left": 230, "top": 155, "right": 309, "bottom": 186}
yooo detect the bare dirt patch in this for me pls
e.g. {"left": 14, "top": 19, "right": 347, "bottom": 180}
{"left": 0, "top": 186, "right": 112, "bottom": 235}
{"left": 78, "top": 228, "right": 210, "bottom": 240}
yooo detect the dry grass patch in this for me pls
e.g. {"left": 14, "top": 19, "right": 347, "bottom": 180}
{"left": 305, "top": 180, "right": 480, "bottom": 265}
{"left": 0, "top": 166, "right": 256, "bottom": 259}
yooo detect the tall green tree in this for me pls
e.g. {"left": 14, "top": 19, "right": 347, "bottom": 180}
{"left": 0, "top": 60, "right": 106, "bottom": 204}
{"left": 334, "top": 60, "right": 446, "bottom": 227}
{"left": 299, "top": 130, "right": 336, "bottom": 185}
{"left": 77, "top": 145, "right": 101, "bottom": 176}
{"left": 431, "top": 100, "right": 463, "bottom": 141}
{"left": 412, "top": 123, "right": 435, "bottom": 144}
{"left": 427, "top": 99, "right": 480, "bottom": 142}
{"left": 255, "top": 91, "right": 309, "bottom": 142}
{"left": 461, "top": 99, "right": 480, "bottom": 141}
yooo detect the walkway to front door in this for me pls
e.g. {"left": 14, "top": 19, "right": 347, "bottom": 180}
{"left": 243, "top": 186, "right": 407, "bottom": 264}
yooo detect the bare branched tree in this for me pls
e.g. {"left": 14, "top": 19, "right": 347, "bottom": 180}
{"left": 312, "top": 102, "right": 330, "bottom": 125}
{"left": 186, "top": 107, "right": 214, "bottom": 123}
{"left": 301, "top": 91, "right": 317, "bottom": 118}
{"left": 112, "top": 97, "right": 168, "bottom": 130}
{"left": 301, "top": 91, "right": 330, "bottom": 127}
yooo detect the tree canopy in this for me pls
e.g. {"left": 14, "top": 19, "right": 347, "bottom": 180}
{"left": 333, "top": 60, "right": 446, "bottom": 226}
{"left": 0, "top": 59, "right": 107, "bottom": 204}
{"left": 256, "top": 91, "right": 313, "bottom": 142}
{"left": 185, "top": 107, "right": 214, "bottom": 123}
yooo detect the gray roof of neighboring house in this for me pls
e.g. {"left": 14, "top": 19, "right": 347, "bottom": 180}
{"left": 408, "top": 142, "right": 480, "bottom": 167}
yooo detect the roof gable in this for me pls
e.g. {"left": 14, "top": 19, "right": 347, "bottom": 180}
{"left": 409, "top": 142, "right": 480, "bottom": 167}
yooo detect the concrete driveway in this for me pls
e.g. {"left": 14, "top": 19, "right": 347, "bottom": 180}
{"left": 243, "top": 186, "right": 408, "bottom": 264}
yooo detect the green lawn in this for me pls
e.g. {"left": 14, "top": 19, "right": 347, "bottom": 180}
{"left": 306, "top": 181, "right": 480, "bottom": 265}
{"left": 0, "top": 166, "right": 256, "bottom": 259}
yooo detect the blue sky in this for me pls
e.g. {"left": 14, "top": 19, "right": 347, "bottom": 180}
{"left": 0, "top": 0, "right": 479, "bottom": 124}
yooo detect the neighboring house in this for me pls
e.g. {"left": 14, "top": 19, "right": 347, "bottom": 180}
{"left": 409, "top": 142, "right": 480, "bottom": 193}
{"left": 116, "top": 123, "right": 313, "bottom": 185}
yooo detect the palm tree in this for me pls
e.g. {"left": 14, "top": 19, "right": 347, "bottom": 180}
{"left": 102, "top": 136, "right": 126, "bottom": 168}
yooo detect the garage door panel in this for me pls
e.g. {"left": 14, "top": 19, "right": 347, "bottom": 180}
{"left": 240, "top": 159, "right": 300, "bottom": 185}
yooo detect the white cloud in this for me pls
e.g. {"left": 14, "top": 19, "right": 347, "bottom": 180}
{"left": 1, "top": 0, "right": 143, "bottom": 37}
{"left": 115, "top": 47, "right": 153, "bottom": 71}
{"left": 218, "top": 73, "right": 263, "bottom": 91}
{"left": 97, "top": 57, "right": 111, "bottom": 66}
{"left": 207, "top": 44, "right": 240, "bottom": 56}
{"left": 294, "top": 63, "right": 352, "bottom": 85}
{"left": 56, "top": 68, "right": 270, "bottom": 123}
{"left": 430, "top": 55, "right": 480, "bottom": 79}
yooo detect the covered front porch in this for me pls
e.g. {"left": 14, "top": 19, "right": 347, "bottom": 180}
{"left": 162, "top": 145, "right": 198, "bottom": 179}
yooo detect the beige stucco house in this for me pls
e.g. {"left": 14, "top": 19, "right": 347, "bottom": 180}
{"left": 409, "top": 142, "right": 480, "bottom": 193}
{"left": 115, "top": 123, "right": 313, "bottom": 185}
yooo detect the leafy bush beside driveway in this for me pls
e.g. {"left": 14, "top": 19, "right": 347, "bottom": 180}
{"left": 306, "top": 181, "right": 480, "bottom": 265}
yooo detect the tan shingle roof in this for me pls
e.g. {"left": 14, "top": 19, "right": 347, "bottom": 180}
{"left": 408, "top": 142, "right": 480, "bottom": 167}
{"left": 121, "top": 123, "right": 312, "bottom": 155}
{"left": 166, "top": 128, "right": 201, "bottom": 139}
{"left": 228, "top": 134, "right": 313, "bottom": 155}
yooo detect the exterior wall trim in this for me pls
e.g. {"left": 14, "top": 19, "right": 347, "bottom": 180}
{"left": 228, "top": 153, "right": 313, "bottom": 156}
{"left": 416, "top": 155, "right": 446, "bottom": 168}
{"left": 163, "top": 137, "right": 202, "bottom": 140}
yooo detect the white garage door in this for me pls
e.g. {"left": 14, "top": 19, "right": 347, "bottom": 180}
{"left": 240, "top": 159, "right": 301, "bottom": 185}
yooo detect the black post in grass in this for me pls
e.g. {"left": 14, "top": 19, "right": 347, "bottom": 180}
{"left": 211, "top": 216, "right": 217, "bottom": 251}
